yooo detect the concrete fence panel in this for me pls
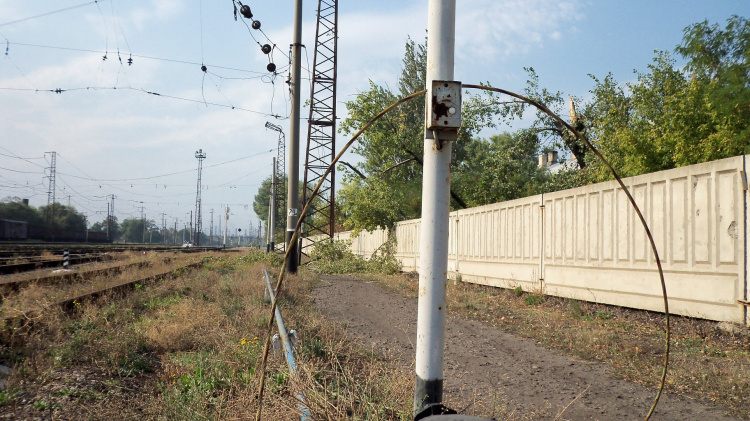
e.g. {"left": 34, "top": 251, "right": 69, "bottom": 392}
{"left": 330, "top": 155, "right": 748, "bottom": 324}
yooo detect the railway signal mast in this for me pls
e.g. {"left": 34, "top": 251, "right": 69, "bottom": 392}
{"left": 194, "top": 149, "right": 206, "bottom": 246}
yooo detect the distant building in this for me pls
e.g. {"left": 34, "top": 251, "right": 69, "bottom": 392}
{"left": 538, "top": 151, "right": 577, "bottom": 174}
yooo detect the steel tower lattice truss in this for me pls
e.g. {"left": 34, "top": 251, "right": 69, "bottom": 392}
{"left": 265, "top": 121, "right": 287, "bottom": 252}
{"left": 302, "top": 0, "right": 338, "bottom": 250}
{"left": 194, "top": 149, "right": 206, "bottom": 246}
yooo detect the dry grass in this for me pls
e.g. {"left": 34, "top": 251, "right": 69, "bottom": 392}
{"left": 371, "top": 272, "right": 750, "bottom": 419}
{"left": 0, "top": 251, "right": 427, "bottom": 420}
{"left": 0, "top": 252, "right": 200, "bottom": 319}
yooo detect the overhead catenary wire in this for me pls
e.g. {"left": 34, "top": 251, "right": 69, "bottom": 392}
{"left": 0, "top": 1, "right": 108, "bottom": 28}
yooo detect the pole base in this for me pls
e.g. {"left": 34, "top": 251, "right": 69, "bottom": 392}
{"left": 284, "top": 231, "right": 298, "bottom": 274}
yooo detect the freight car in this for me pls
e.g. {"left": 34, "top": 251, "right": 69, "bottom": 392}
{"left": 0, "top": 219, "right": 110, "bottom": 243}
{"left": 0, "top": 219, "right": 28, "bottom": 240}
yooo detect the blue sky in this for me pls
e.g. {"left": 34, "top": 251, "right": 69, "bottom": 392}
{"left": 0, "top": 0, "right": 747, "bottom": 235}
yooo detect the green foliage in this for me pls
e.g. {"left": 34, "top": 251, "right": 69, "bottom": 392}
{"left": 583, "top": 16, "right": 750, "bottom": 182}
{"left": 513, "top": 286, "right": 524, "bottom": 297}
{"left": 0, "top": 199, "right": 88, "bottom": 233}
{"left": 338, "top": 38, "right": 504, "bottom": 233}
{"left": 308, "top": 236, "right": 400, "bottom": 275}
{"left": 0, "top": 199, "right": 43, "bottom": 226}
{"left": 119, "top": 217, "right": 161, "bottom": 243}
{"left": 523, "top": 294, "right": 546, "bottom": 306}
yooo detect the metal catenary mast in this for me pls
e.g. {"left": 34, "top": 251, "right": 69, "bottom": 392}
{"left": 194, "top": 149, "right": 206, "bottom": 246}
{"left": 45, "top": 151, "right": 57, "bottom": 238}
{"left": 265, "top": 122, "right": 286, "bottom": 252}
{"left": 301, "top": 0, "right": 338, "bottom": 252}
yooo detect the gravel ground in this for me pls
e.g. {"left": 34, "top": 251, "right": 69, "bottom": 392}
{"left": 313, "top": 275, "right": 741, "bottom": 421}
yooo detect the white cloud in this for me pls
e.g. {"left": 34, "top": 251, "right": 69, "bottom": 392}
{"left": 456, "top": 0, "right": 583, "bottom": 62}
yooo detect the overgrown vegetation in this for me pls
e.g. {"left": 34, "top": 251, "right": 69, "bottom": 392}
{"left": 0, "top": 251, "right": 418, "bottom": 419}
{"left": 307, "top": 237, "right": 401, "bottom": 275}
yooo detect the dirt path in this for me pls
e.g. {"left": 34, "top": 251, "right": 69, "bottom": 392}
{"left": 313, "top": 276, "right": 741, "bottom": 420}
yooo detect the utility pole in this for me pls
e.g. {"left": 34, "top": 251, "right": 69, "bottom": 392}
{"left": 285, "top": 0, "right": 303, "bottom": 273}
{"left": 161, "top": 213, "right": 167, "bottom": 245}
{"left": 140, "top": 207, "right": 146, "bottom": 243}
{"left": 106, "top": 202, "right": 110, "bottom": 241}
{"left": 194, "top": 149, "right": 206, "bottom": 246}
{"left": 413, "top": 0, "right": 461, "bottom": 417}
{"left": 223, "top": 205, "right": 229, "bottom": 248}
{"left": 106, "top": 194, "right": 115, "bottom": 242}
{"left": 45, "top": 151, "right": 57, "bottom": 239}
{"left": 268, "top": 158, "right": 277, "bottom": 252}
{"left": 189, "top": 210, "right": 193, "bottom": 244}
{"left": 174, "top": 219, "right": 177, "bottom": 245}
{"left": 265, "top": 121, "right": 286, "bottom": 253}
{"left": 209, "top": 208, "right": 214, "bottom": 246}
{"left": 257, "top": 220, "right": 262, "bottom": 249}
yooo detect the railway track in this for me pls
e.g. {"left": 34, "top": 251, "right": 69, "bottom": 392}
{"left": 1, "top": 259, "right": 205, "bottom": 331}
{"left": 0, "top": 253, "right": 113, "bottom": 275}
{"left": 0, "top": 259, "right": 160, "bottom": 292}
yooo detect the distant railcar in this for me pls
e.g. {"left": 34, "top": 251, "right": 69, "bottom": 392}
{"left": 0, "top": 219, "right": 29, "bottom": 240}
{"left": 13, "top": 222, "right": 111, "bottom": 243}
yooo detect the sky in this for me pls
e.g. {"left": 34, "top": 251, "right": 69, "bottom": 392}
{"left": 0, "top": 0, "right": 747, "bottom": 238}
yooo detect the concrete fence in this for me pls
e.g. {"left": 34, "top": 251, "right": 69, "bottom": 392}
{"left": 330, "top": 155, "right": 749, "bottom": 325}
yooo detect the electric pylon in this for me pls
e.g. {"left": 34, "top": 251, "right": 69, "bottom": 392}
{"left": 265, "top": 122, "right": 286, "bottom": 252}
{"left": 45, "top": 151, "right": 57, "bottom": 239}
{"left": 301, "top": 0, "right": 338, "bottom": 252}
{"left": 194, "top": 149, "right": 206, "bottom": 246}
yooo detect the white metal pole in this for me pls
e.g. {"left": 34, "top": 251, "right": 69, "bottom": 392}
{"left": 414, "top": 0, "right": 456, "bottom": 416}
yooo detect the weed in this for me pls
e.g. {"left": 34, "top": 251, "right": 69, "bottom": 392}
{"left": 514, "top": 285, "right": 523, "bottom": 297}
{"left": 0, "top": 388, "right": 21, "bottom": 406}
{"left": 596, "top": 310, "right": 613, "bottom": 320}
{"left": 523, "top": 294, "right": 546, "bottom": 306}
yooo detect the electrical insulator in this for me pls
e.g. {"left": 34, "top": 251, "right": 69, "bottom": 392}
{"left": 252, "top": 20, "right": 261, "bottom": 30}
{"left": 267, "top": 63, "right": 276, "bottom": 72}
{"left": 261, "top": 44, "right": 272, "bottom": 54}
{"left": 240, "top": 5, "right": 253, "bottom": 19}
{"left": 201, "top": 65, "right": 207, "bottom": 72}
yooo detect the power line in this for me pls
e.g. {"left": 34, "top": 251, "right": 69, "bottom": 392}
{"left": 0, "top": 85, "right": 287, "bottom": 118}
{"left": 0, "top": 1, "right": 108, "bottom": 28}
{"left": 6, "top": 41, "right": 271, "bottom": 75}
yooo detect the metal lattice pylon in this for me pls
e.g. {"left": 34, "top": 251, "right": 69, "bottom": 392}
{"left": 265, "top": 122, "right": 287, "bottom": 252}
{"left": 302, "top": 0, "right": 338, "bottom": 250}
{"left": 194, "top": 149, "right": 206, "bottom": 246}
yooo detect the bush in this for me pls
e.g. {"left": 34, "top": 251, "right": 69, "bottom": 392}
{"left": 308, "top": 236, "right": 400, "bottom": 275}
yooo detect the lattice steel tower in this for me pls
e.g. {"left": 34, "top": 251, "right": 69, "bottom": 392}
{"left": 302, "top": 0, "right": 338, "bottom": 249}
{"left": 194, "top": 149, "right": 206, "bottom": 246}
{"left": 45, "top": 151, "right": 57, "bottom": 238}
{"left": 265, "top": 121, "right": 286, "bottom": 251}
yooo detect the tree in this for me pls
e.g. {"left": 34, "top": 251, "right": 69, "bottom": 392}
{"left": 338, "top": 38, "right": 502, "bottom": 233}
{"left": 0, "top": 198, "right": 44, "bottom": 226}
{"left": 119, "top": 217, "right": 157, "bottom": 243}
{"left": 582, "top": 16, "right": 750, "bottom": 181}
{"left": 252, "top": 175, "right": 302, "bottom": 243}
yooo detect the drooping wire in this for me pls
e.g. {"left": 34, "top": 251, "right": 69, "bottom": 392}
{"left": 5, "top": 41, "right": 269, "bottom": 75}
{"left": 94, "top": 0, "right": 109, "bottom": 62}
{"left": 0, "top": 1, "right": 108, "bottom": 28}
{"left": 0, "top": 86, "right": 285, "bottom": 118}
